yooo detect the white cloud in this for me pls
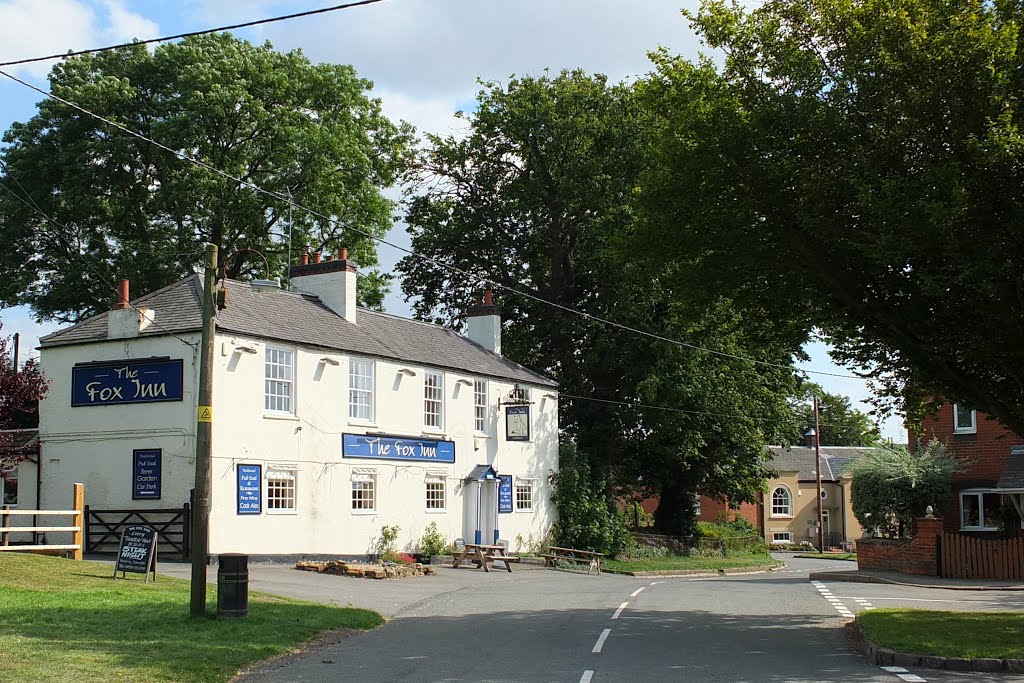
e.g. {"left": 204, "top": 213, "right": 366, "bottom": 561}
{"left": 377, "top": 90, "right": 466, "bottom": 140}
{"left": 101, "top": 0, "right": 160, "bottom": 43}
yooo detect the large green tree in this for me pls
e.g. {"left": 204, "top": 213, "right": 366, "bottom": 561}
{"left": 399, "top": 70, "right": 801, "bottom": 535}
{"left": 789, "top": 383, "right": 883, "bottom": 447}
{"left": 0, "top": 33, "right": 412, "bottom": 322}
{"left": 638, "top": 0, "right": 1024, "bottom": 435}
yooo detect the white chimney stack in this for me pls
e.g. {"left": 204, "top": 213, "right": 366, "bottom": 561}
{"left": 466, "top": 288, "right": 501, "bottom": 355}
{"left": 288, "top": 248, "right": 358, "bottom": 323}
{"left": 107, "top": 278, "right": 156, "bottom": 339}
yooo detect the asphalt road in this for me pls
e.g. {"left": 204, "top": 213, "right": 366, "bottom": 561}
{"left": 232, "top": 555, "right": 1024, "bottom": 683}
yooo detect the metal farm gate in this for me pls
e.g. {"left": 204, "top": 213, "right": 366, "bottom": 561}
{"left": 84, "top": 504, "right": 191, "bottom": 561}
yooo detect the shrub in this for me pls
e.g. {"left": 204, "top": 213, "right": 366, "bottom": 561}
{"left": 850, "top": 440, "right": 963, "bottom": 538}
{"left": 798, "top": 540, "right": 816, "bottom": 551}
{"left": 419, "top": 522, "right": 447, "bottom": 556}
{"left": 550, "top": 442, "right": 630, "bottom": 555}
{"left": 381, "top": 550, "right": 416, "bottom": 565}
{"left": 373, "top": 524, "right": 400, "bottom": 557}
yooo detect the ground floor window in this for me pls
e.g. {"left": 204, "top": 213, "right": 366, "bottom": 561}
{"left": 1, "top": 470, "right": 17, "bottom": 506}
{"left": 772, "top": 531, "right": 792, "bottom": 544}
{"left": 960, "top": 490, "right": 1001, "bottom": 530}
{"left": 266, "top": 469, "right": 297, "bottom": 513}
{"left": 425, "top": 477, "right": 446, "bottom": 511}
{"left": 352, "top": 473, "right": 376, "bottom": 512}
{"left": 515, "top": 479, "right": 534, "bottom": 512}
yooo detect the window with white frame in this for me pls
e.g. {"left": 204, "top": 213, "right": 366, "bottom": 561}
{"left": 771, "top": 486, "right": 792, "bottom": 517}
{"left": 474, "top": 379, "right": 487, "bottom": 433}
{"left": 515, "top": 479, "right": 534, "bottom": 512}
{"left": 772, "top": 531, "right": 793, "bottom": 544}
{"left": 1, "top": 472, "right": 17, "bottom": 506}
{"left": 266, "top": 469, "right": 297, "bottom": 513}
{"left": 348, "top": 358, "right": 374, "bottom": 422}
{"left": 424, "top": 370, "right": 444, "bottom": 429}
{"left": 264, "top": 346, "right": 294, "bottom": 413}
{"left": 960, "top": 490, "right": 1001, "bottom": 530}
{"left": 425, "top": 476, "right": 446, "bottom": 511}
{"left": 351, "top": 472, "right": 376, "bottom": 512}
{"left": 953, "top": 404, "right": 977, "bottom": 434}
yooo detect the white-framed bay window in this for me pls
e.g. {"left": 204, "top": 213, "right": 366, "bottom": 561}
{"left": 352, "top": 470, "right": 376, "bottom": 513}
{"left": 266, "top": 468, "right": 297, "bottom": 513}
{"left": 474, "top": 379, "right": 487, "bottom": 434}
{"left": 960, "top": 490, "right": 1001, "bottom": 531}
{"left": 953, "top": 404, "right": 977, "bottom": 434}
{"left": 348, "top": 357, "right": 374, "bottom": 422}
{"left": 264, "top": 346, "right": 295, "bottom": 413}
{"left": 424, "top": 370, "right": 444, "bottom": 430}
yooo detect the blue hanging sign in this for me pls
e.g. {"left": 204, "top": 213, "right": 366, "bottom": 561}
{"left": 342, "top": 434, "right": 455, "bottom": 463}
{"left": 132, "top": 449, "right": 161, "bottom": 500}
{"left": 237, "top": 464, "right": 262, "bottom": 515}
{"left": 72, "top": 358, "right": 184, "bottom": 407}
{"left": 498, "top": 474, "right": 513, "bottom": 513}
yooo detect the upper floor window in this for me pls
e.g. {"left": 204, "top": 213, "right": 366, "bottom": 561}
{"left": 349, "top": 358, "right": 374, "bottom": 422}
{"left": 771, "top": 486, "right": 792, "bottom": 517}
{"left": 953, "top": 404, "right": 977, "bottom": 434}
{"left": 264, "top": 347, "right": 294, "bottom": 413}
{"left": 474, "top": 379, "right": 487, "bottom": 433}
{"left": 424, "top": 370, "right": 444, "bottom": 429}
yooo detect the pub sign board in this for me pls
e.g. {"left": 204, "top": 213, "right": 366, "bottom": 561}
{"left": 498, "top": 474, "right": 513, "bottom": 514}
{"left": 132, "top": 449, "right": 161, "bottom": 500}
{"left": 342, "top": 434, "right": 456, "bottom": 463}
{"left": 72, "top": 358, "right": 184, "bottom": 407}
{"left": 113, "top": 525, "right": 157, "bottom": 582}
{"left": 237, "top": 464, "right": 262, "bottom": 514}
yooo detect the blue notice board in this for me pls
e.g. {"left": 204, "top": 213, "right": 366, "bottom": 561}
{"left": 342, "top": 434, "right": 455, "bottom": 463}
{"left": 237, "top": 464, "right": 262, "bottom": 514}
{"left": 498, "top": 475, "right": 513, "bottom": 513}
{"left": 72, "top": 358, "right": 184, "bottom": 407}
{"left": 132, "top": 449, "right": 161, "bottom": 500}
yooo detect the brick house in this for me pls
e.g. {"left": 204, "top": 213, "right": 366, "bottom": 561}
{"left": 913, "top": 402, "right": 1024, "bottom": 536}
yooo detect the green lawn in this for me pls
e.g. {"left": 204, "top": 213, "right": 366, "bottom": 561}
{"left": 0, "top": 553, "right": 383, "bottom": 683}
{"left": 793, "top": 552, "right": 857, "bottom": 561}
{"left": 860, "top": 609, "right": 1024, "bottom": 659}
{"left": 604, "top": 552, "right": 779, "bottom": 573}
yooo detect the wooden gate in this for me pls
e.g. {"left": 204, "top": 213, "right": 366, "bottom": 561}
{"left": 84, "top": 504, "right": 190, "bottom": 561}
{"left": 941, "top": 532, "right": 1024, "bottom": 580}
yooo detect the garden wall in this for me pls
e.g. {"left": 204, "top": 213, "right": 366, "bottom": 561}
{"left": 856, "top": 516, "right": 942, "bottom": 576}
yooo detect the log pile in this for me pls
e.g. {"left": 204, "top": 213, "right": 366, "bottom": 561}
{"left": 295, "top": 559, "right": 435, "bottom": 579}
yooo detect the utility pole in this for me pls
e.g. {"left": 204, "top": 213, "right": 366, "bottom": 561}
{"left": 190, "top": 243, "right": 217, "bottom": 617}
{"left": 814, "top": 394, "right": 824, "bottom": 552}
{"left": 12, "top": 332, "right": 19, "bottom": 374}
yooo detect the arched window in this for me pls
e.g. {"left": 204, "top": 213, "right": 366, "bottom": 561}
{"left": 771, "top": 486, "right": 792, "bottom": 517}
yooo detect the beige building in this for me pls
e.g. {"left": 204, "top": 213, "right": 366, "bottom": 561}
{"left": 762, "top": 446, "right": 872, "bottom": 548}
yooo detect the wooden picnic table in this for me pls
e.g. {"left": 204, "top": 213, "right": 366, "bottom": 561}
{"left": 451, "top": 543, "right": 514, "bottom": 572}
{"left": 541, "top": 546, "right": 605, "bottom": 574}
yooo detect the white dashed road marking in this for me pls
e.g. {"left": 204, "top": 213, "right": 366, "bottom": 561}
{"left": 579, "top": 670, "right": 594, "bottom": 683}
{"left": 611, "top": 602, "right": 628, "bottom": 620}
{"left": 592, "top": 628, "right": 611, "bottom": 653}
{"left": 881, "top": 665, "right": 927, "bottom": 682}
{"left": 630, "top": 586, "right": 645, "bottom": 597}
{"left": 810, "top": 580, "right": 855, "bottom": 618}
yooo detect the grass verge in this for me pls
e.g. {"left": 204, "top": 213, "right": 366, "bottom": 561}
{"left": 604, "top": 552, "right": 778, "bottom": 573}
{"left": 859, "top": 609, "right": 1024, "bottom": 659}
{"left": 0, "top": 553, "right": 383, "bottom": 683}
{"left": 793, "top": 552, "right": 857, "bottom": 561}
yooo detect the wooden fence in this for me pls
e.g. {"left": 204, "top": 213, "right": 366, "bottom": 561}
{"left": 0, "top": 483, "right": 84, "bottom": 559}
{"left": 941, "top": 532, "right": 1024, "bottom": 581}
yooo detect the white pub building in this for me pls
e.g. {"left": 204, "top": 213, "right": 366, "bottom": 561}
{"left": 32, "top": 252, "right": 558, "bottom": 559}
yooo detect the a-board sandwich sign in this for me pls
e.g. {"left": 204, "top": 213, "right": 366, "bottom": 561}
{"left": 113, "top": 525, "right": 158, "bottom": 582}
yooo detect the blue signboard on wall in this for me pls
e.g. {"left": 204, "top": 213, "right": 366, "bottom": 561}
{"left": 237, "top": 464, "right": 262, "bottom": 515}
{"left": 72, "top": 358, "right": 184, "bottom": 407}
{"left": 132, "top": 449, "right": 161, "bottom": 500}
{"left": 342, "top": 434, "right": 455, "bottom": 463}
{"left": 498, "top": 474, "right": 513, "bottom": 513}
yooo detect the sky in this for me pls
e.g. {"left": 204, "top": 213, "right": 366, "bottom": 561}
{"left": 0, "top": 0, "right": 906, "bottom": 441}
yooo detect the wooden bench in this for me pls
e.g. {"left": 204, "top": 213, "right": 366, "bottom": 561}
{"left": 541, "top": 546, "right": 604, "bottom": 575}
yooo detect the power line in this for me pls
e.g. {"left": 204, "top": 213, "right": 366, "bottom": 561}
{"left": 0, "top": 67, "right": 866, "bottom": 382}
{"left": 0, "top": 0, "right": 387, "bottom": 69}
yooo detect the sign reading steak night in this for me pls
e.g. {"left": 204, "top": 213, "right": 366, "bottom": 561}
{"left": 72, "top": 358, "right": 184, "bottom": 406}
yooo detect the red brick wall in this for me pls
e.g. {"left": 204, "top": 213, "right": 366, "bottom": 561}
{"left": 856, "top": 517, "right": 943, "bottom": 576}
{"left": 912, "top": 403, "right": 1024, "bottom": 532}
{"left": 630, "top": 495, "right": 761, "bottom": 529}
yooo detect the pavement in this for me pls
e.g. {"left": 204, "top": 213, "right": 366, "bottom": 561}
{"left": 807, "top": 567, "right": 1024, "bottom": 591}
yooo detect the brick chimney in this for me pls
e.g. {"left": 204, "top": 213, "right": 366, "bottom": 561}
{"left": 107, "top": 279, "right": 156, "bottom": 339}
{"left": 288, "top": 248, "right": 358, "bottom": 323}
{"left": 466, "top": 288, "right": 501, "bottom": 355}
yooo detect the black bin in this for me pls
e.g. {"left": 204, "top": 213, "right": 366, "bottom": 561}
{"left": 217, "top": 554, "right": 249, "bottom": 619}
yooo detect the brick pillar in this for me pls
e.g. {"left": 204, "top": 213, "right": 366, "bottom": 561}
{"left": 912, "top": 515, "right": 942, "bottom": 576}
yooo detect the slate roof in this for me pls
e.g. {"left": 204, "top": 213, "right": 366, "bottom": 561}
{"left": 766, "top": 445, "right": 876, "bottom": 481}
{"left": 997, "top": 446, "right": 1024, "bottom": 491}
{"left": 40, "top": 276, "right": 557, "bottom": 388}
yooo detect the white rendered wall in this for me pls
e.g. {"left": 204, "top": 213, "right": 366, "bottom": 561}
{"left": 209, "top": 335, "right": 558, "bottom": 557}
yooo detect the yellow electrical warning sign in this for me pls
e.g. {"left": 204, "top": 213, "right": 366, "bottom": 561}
{"left": 198, "top": 406, "right": 213, "bottom": 423}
